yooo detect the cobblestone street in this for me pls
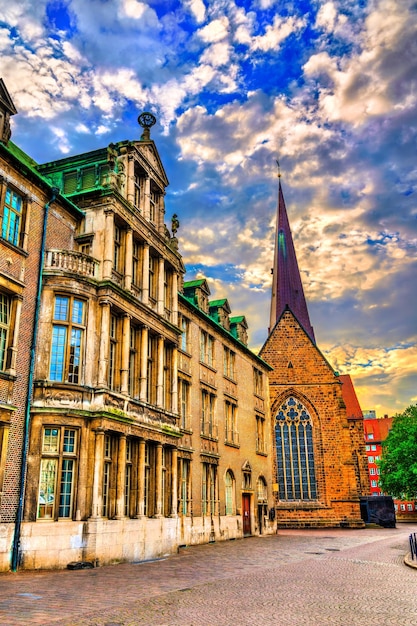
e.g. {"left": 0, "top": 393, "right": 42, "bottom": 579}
{"left": 1, "top": 523, "right": 416, "bottom": 626}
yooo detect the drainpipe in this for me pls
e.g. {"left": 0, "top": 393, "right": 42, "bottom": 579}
{"left": 11, "top": 187, "right": 60, "bottom": 571}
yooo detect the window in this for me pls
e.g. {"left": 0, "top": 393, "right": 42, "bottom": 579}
{"left": 161, "top": 447, "right": 172, "bottom": 516}
{"left": 0, "top": 293, "right": 10, "bottom": 370}
{"left": 225, "top": 400, "right": 238, "bottom": 445}
{"left": 256, "top": 477, "right": 267, "bottom": 503}
{"left": 400, "top": 503, "right": 406, "bottom": 511}
{"left": 275, "top": 396, "right": 317, "bottom": 500}
{"left": 375, "top": 455, "right": 380, "bottom": 461}
{"left": 129, "top": 326, "right": 140, "bottom": 398}
{"left": 108, "top": 314, "right": 121, "bottom": 391}
{"left": 371, "top": 480, "right": 378, "bottom": 487}
{"left": 371, "top": 444, "right": 377, "bottom": 451}
{"left": 144, "top": 442, "right": 156, "bottom": 517}
{"left": 225, "top": 470, "right": 235, "bottom": 515}
{"left": 147, "top": 334, "right": 157, "bottom": 404}
{"left": 202, "top": 462, "right": 217, "bottom": 516}
{"left": 132, "top": 240, "right": 142, "bottom": 288}
{"left": 149, "top": 255, "right": 157, "bottom": 303}
{"left": 200, "top": 330, "right": 214, "bottom": 367}
{"left": 254, "top": 368, "right": 264, "bottom": 396}
{"left": 125, "top": 439, "right": 132, "bottom": 517}
{"left": 113, "top": 224, "right": 123, "bottom": 273}
{"left": 179, "top": 378, "right": 190, "bottom": 430}
{"left": 201, "top": 390, "right": 217, "bottom": 438}
{"left": 163, "top": 344, "right": 172, "bottom": 410}
{"left": 102, "top": 434, "right": 114, "bottom": 518}
{"left": 367, "top": 433, "right": 374, "bottom": 440}
{"left": 368, "top": 456, "right": 374, "bottom": 463}
{"left": 1, "top": 186, "right": 23, "bottom": 246}
{"left": 38, "top": 427, "right": 78, "bottom": 519}
{"left": 256, "top": 415, "right": 266, "bottom": 454}
{"left": 149, "top": 189, "right": 158, "bottom": 223}
{"left": 370, "top": 467, "right": 376, "bottom": 475}
{"left": 179, "top": 316, "right": 189, "bottom": 352}
{"left": 49, "top": 296, "right": 85, "bottom": 384}
{"left": 366, "top": 445, "right": 370, "bottom": 451}
{"left": 407, "top": 503, "right": 413, "bottom": 511}
{"left": 178, "top": 458, "right": 191, "bottom": 516}
{"left": 223, "top": 347, "right": 235, "bottom": 379}
{"left": 164, "top": 267, "right": 172, "bottom": 319}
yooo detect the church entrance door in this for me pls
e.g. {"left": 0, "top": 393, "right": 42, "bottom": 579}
{"left": 242, "top": 494, "right": 251, "bottom": 536}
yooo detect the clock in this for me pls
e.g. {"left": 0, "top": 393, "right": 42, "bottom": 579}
{"left": 138, "top": 112, "right": 156, "bottom": 128}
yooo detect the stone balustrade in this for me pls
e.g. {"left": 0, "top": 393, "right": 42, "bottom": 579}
{"left": 45, "top": 249, "right": 99, "bottom": 278}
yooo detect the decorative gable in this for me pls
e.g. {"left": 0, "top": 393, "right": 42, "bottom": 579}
{"left": 0, "top": 78, "right": 18, "bottom": 144}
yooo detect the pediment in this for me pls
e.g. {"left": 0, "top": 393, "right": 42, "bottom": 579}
{"left": 135, "top": 141, "right": 168, "bottom": 187}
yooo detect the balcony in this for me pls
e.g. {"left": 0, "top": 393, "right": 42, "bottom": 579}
{"left": 45, "top": 249, "right": 99, "bottom": 278}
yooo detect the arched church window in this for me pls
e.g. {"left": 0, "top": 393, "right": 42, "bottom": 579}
{"left": 275, "top": 397, "right": 317, "bottom": 500}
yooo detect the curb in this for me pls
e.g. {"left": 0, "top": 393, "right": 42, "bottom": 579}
{"left": 404, "top": 552, "right": 417, "bottom": 569}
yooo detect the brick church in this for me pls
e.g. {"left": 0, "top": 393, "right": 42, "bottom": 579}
{"left": 260, "top": 177, "right": 368, "bottom": 528}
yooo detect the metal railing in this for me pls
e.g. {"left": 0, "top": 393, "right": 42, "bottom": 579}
{"left": 409, "top": 533, "right": 417, "bottom": 560}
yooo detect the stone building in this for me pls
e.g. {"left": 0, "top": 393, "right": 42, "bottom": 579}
{"left": 0, "top": 93, "right": 274, "bottom": 570}
{"left": 260, "top": 178, "right": 368, "bottom": 528}
{"left": 178, "top": 279, "right": 274, "bottom": 542}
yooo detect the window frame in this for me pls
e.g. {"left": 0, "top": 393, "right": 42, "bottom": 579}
{"left": 1, "top": 185, "right": 24, "bottom": 248}
{"left": 37, "top": 426, "right": 79, "bottom": 520}
{"left": 49, "top": 295, "right": 86, "bottom": 384}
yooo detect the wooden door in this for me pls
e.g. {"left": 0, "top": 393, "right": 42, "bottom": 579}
{"left": 242, "top": 494, "right": 251, "bottom": 536}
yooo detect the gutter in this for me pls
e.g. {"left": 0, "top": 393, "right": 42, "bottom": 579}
{"left": 11, "top": 187, "right": 60, "bottom": 571}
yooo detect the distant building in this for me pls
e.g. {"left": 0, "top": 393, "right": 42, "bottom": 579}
{"left": 363, "top": 412, "right": 417, "bottom": 520}
{"left": 260, "top": 179, "right": 368, "bottom": 528}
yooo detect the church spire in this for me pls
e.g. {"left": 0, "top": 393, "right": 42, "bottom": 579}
{"left": 269, "top": 174, "right": 315, "bottom": 342}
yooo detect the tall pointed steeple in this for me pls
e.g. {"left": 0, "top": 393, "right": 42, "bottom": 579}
{"left": 269, "top": 176, "right": 315, "bottom": 342}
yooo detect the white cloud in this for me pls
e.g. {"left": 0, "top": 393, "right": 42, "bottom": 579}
{"left": 183, "top": 0, "right": 207, "bottom": 24}
{"left": 198, "top": 16, "right": 230, "bottom": 43}
{"left": 250, "top": 14, "right": 306, "bottom": 52}
{"left": 120, "top": 0, "right": 147, "bottom": 20}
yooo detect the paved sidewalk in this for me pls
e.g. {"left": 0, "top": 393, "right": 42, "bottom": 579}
{"left": 0, "top": 523, "right": 416, "bottom": 625}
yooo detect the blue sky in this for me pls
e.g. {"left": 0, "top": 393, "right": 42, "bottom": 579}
{"left": 1, "top": 0, "right": 416, "bottom": 416}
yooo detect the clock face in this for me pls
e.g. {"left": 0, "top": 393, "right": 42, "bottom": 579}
{"left": 138, "top": 112, "right": 156, "bottom": 128}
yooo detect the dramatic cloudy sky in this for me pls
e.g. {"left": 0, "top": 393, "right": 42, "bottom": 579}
{"left": 1, "top": 0, "right": 416, "bottom": 417}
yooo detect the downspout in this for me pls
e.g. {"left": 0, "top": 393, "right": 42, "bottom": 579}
{"left": 11, "top": 187, "right": 60, "bottom": 571}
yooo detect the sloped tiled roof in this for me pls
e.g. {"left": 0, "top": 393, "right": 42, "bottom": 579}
{"left": 339, "top": 374, "right": 363, "bottom": 419}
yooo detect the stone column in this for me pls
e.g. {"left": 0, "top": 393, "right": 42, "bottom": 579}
{"left": 98, "top": 300, "right": 111, "bottom": 387}
{"left": 90, "top": 429, "right": 105, "bottom": 518}
{"left": 139, "top": 326, "right": 149, "bottom": 402}
{"left": 156, "top": 336, "right": 164, "bottom": 408}
{"left": 157, "top": 257, "right": 165, "bottom": 315}
{"left": 120, "top": 314, "right": 131, "bottom": 394}
{"left": 124, "top": 228, "right": 133, "bottom": 291}
{"left": 115, "top": 434, "right": 127, "bottom": 519}
{"left": 154, "top": 443, "right": 163, "bottom": 518}
{"left": 142, "top": 243, "right": 149, "bottom": 305}
{"left": 136, "top": 439, "right": 146, "bottom": 517}
{"left": 170, "top": 448, "right": 178, "bottom": 517}
{"left": 103, "top": 210, "right": 114, "bottom": 279}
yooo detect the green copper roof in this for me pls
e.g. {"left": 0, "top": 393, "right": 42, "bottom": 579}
{"left": 1, "top": 141, "right": 84, "bottom": 217}
{"left": 183, "top": 279, "right": 207, "bottom": 288}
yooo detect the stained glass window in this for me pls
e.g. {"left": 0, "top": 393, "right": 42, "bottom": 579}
{"left": 275, "top": 396, "right": 317, "bottom": 500}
